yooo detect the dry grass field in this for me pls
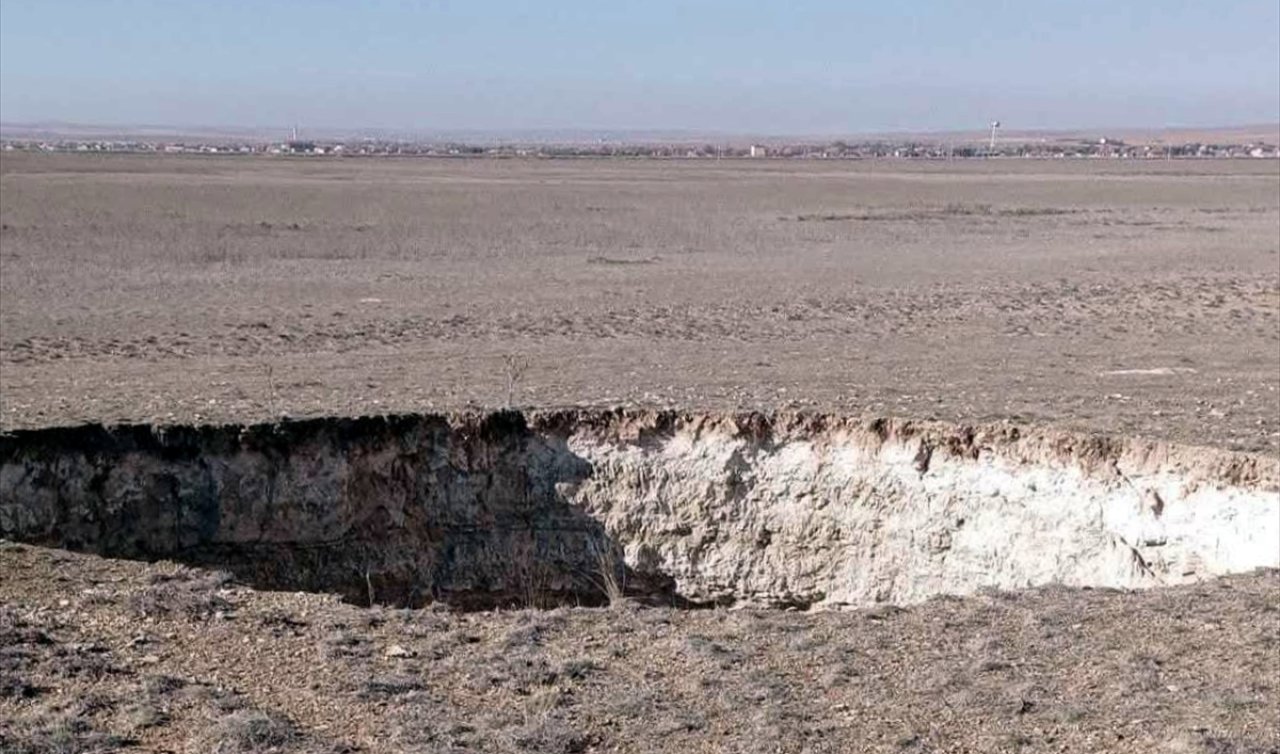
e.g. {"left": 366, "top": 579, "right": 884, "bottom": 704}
{"left": 2, "top": 543, "right": 1278, "bottom": 754}
{"left": 1, "top": 153, "right": 1277, "bottom": 450}
{"left": 2, "top": 152, "right": 1279, "bottom": 754}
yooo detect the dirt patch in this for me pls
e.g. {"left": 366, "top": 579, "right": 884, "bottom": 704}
{"left": 2, "top": 542, "right": 1277, "bottom": 753}
{"left": 1, "top": 154, "right": 1277, "bottom": 452}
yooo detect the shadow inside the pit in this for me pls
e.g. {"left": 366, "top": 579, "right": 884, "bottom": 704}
{"left": 0, "top": 412, "right": 708, "bottom": 612}
{"left": 335, "top": 426, "right": 708, "bottom": 611}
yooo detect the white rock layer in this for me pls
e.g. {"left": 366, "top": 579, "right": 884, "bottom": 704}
{"left": 562, "top": 420, "right": 1280, "bottom": 608}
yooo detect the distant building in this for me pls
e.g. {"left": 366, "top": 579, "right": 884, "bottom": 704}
{"left": 749, "top": 144, "right": 767, "bottom": 158}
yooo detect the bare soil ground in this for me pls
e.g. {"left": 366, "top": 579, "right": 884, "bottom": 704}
{"left": 1, "top": 154, "right": 1277, "bottom": 451}
{"left": 1, "top": 154, "right": 1278, "bottom": 753}
{"left": 2, "top": 543, "right": 1278, "bottom": 754}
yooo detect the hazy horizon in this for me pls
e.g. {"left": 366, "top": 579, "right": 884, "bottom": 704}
{"left": 4, "top": 120, "right": 1280, "bottom": 146}
{"left": 2, "top": 1, "right": 1278, "bottom": 135}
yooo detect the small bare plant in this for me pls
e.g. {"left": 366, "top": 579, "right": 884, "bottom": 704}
{"left": 502, "top": 354, "right": 530, "bottom": 409}
{"left": 265, "top": 364, "right": 279, "bottom": 417}
{"left": 588, "top": 542, "right": 627, "bottom": 608}
{"left": 510, "top": 531, "right": 554, "bottom": 609}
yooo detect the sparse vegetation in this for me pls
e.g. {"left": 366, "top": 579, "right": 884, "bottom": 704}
{"left": 588, "top": 542, "right": 627, "bottom": 607}
{"left": 509, "top": 531, "right": 557, "bottom": 609}
{"left": 1, "top": 152, "right": 1278, "bottom": 753}
{"left": 189, "top": 710, "right": 298, "bottom": 754}
{"left": 1, "top": 536, "right": 1278, "bottom": 753}
{"left": 501, "top": 354, "right": 531, "bottom": 409}
{"left": 128, "top": 567, "right": 234, "bottom": 620}
{"left": 1, "top": 153, "right": 1276, "bottom": 452}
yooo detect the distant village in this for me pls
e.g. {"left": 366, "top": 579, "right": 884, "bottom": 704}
{"left": 2, "top": 134, "right": 1277, "bottom": 160}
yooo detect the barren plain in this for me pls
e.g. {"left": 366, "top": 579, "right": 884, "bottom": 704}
{"left": 3, "top": 543, "right": 1277, "bottom": 754}
{"left": 1, "top": 153, "right": 1277, "bottom": 450}
{"left": 1, "top": 153, "right": 1279, "bottom": 754}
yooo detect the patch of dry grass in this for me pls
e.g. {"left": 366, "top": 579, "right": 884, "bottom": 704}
{"left": 2, "top": 543, "right": 1276, "bottom": 753}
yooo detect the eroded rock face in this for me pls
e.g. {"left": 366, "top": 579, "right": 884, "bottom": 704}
{"left": 0, "top": 414, "right": 607, "bottom": 607}
{"left": 558, "top": 413, "right": 1279, "bottom": 607}
{"left": 1, "top": 410, "right": 1277, "bottom": 608}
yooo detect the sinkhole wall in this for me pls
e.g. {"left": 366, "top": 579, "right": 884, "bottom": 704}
{"left": 1, "top": 410, "right": 1277, "bottom": 609}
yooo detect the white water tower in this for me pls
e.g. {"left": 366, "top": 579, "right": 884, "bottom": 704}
{"left": 989, "top": 120, "right": 1001, "bottom": 151}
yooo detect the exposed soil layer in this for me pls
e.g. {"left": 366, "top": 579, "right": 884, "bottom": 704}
{"left": 2, "top": 542, "right": 1277, "bottom": 754}
{"left": 3, "top": 410, "right": 1276, "bottom": 611}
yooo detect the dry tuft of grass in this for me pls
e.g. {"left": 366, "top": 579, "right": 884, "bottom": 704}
{"left": 188, "top": 710, "right": 299, "bottom": 754}
{"left": 128, "top": 567, "right": 234, "bottom": 620}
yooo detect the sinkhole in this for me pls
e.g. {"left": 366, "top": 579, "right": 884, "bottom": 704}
{"left": 1, "top": 410, "right": 1277, "bottom": 610}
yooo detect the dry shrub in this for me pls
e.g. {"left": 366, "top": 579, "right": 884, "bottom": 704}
{"left": 128, "top": 568, "right": 233, "bottom": 620}
{"left": 502, "top": 354, "right": 530, "bottom": 408}
{"left": 188, "top": 710, "right": 297, "bottom": 754}
{"left": 509, "top": 532, "right": 556, "bottom": 609}
{"left": 0, "top": 701, "right": 130, "bottom": 754}
{"left": 588, "top": 543, "right": 627, "bottom": 607}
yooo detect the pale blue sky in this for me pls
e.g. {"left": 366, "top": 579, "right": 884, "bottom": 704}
{"left": 2, "top": 0, "right": 1277, "bottom": 134}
